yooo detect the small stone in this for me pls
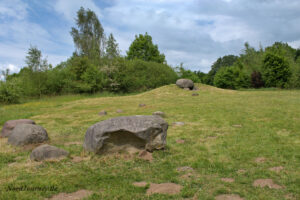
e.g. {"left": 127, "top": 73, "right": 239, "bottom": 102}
{"left": 221, "top": 178, "right": 235, "bottom": 183}
{"left": 138, "top": 150, "right": 153, "bottom": 162}
{"left": 215, "top": 194, "right": 244, "bottom": 200}
{"left": 133, "top": 181, "right": 148, "bottom": 187}
{"left": 192, "top": 93, "right": 199, "bottom": 96}
{"left": 146, "top": 183, "right": 182, "bottom": 195}
{"left": 152, "top": 111, "right": 165, "bottom": 117}
{"left": 232, "top": 124, "right": 242, "bottom": 128}
{"left": 180, "top": 172, "right": 194, "bottom": 179}
{"left": 253, "top": 179, "right": 283, "bottom": 189}
{"left": 139, "top": 104, "right": 146, "bottom": 107}
{"left": 177, "top": 166, "right": 194, "bottom": 172}
{"left": 30, "top": 144, "right": 69, "bottom": 161}
{"left": 176, "top": 139, "right": 185, "bottom": 144}
{"left": 116, "top": 109, "right": 123, "bottom": 113}
{"left": 173, "top": 122, "right": 185, "bottom": 126}
{"left": 269, "top": 166, "right": 284, "bottom": 173}
{"left": 98, "top": 111, "right": 107, "bottom": 116}
{"left": 184, "top": 88, "right": 190, "bottom": 90}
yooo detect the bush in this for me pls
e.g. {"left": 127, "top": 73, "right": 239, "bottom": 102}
{"left": 262, "top": 53, "right": 291, "bottom": 88}
{"left": 177, "top": 67, "right": 201, "bottom": 83}
{"left": 0, "top": 79, "right": 22, "bottom": 104}
{"left": 116, "top": 59, "right": 178, "bottom": 92}
{"left": 214, "top": 66, "right": 250, "bottom": 89}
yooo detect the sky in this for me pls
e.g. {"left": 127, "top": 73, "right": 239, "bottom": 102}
{"left": 1, "top": 0, "right": 300, "bottom": 76}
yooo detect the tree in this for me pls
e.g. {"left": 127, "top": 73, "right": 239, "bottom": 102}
{"left": 126, "top": 33, "right": 165, "bottom": 63}
{"left": 214, "top": 66, "right": 250, "bottom": 89}
{"left": 206, "top": 55, "right": 238, "bottom": 85}
{"left": 262, "top": 53, "right": 291, "bottom": 88}
{"left": 25, "top": 46, "right": 49, "bottom": 72}
{"left": 1, "top": 69, "right": 10, "bottom": 81}
{"left": 70, "top": 7, "right": 105, "bottom": 62}
{"left": 105, "top": 33, "right": 120, "bottom": 59}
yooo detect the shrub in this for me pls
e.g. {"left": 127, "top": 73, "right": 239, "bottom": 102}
{"left": 214, "top": 66, "right": 250, "bottom": 89}
{"left": 262, "top": 53, "right": 291, "bottom": 88}
{"left": 0, "top": 79, "right": 22, "bottom": 104}
{"left": 116, "top": 59, "right": 178, "bottom": 92}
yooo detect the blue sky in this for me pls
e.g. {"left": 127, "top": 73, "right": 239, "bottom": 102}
{"left": 1, "top": 0, "right": 300, "bottom": 76}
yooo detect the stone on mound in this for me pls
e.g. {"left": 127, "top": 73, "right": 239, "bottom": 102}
{"left": 83, "top": 115, "right": 168, "bottom": 154}
{"left": 152, "top": 111, "right": 165, "bottom": 117}
{"left": 176, "top": 79, "right": 194, "bottom": 90}
{"left": 1, "top": 119, "right": 35, "bottom": 138}
{"left": 30, "top": 144, "right": 69, "bottom": 161}
{"left": 7, "top": 124, "right": 48, "bottom": 146}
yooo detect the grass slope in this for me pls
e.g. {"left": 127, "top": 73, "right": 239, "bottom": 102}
{"left": 0, "top": 84, "right": 299, "bottom": 200}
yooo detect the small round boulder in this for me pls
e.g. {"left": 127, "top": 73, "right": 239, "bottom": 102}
{"left": 1, "top": 119, "right": 35, "bottom": 138}
{"left": 7, "top": 124, "right": 49, "bottom": 146}
{"left": 30, "top": 144, "right": 69, "bottom": 161}
{"left": 176, "top": 79, "right": 194, "bottom": 90}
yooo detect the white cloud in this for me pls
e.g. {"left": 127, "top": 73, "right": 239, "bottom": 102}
{"left": 54, "top": 0, "right": 102, "bottom": 21}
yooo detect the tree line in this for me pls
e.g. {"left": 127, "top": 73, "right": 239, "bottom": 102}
{"left": 184, "top": 42, "right": 300, "bottom": 90}
{"left": 0, "top": 7, "right": 177, "bottom": 104}
{"left": 1, "top": 7, "right": 300, "bottom": 104}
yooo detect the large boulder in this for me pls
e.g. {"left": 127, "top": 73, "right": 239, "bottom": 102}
{"left": 83, "top": 115, "right": 168, "bottom": 154}
{"left": 7, "top": 124, "right": 49, "bottom": 146}
{"left": 176, "top": 79, "right": 194, "bottom": 90}
{"left": 30, "top": 144, "right": 69, "bottom": 161}
{"left": 1, "top": 119, "right": 35, "bottom": 138}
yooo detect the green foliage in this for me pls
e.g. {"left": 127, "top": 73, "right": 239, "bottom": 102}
{"left": 25, "top": 46, "right": 49, "bottom": 72}
{"left": 214, "top": 66, "right": 250, "bottom": 89}
{"left": 0, "top": 78, "right": 22, "bottom": 104}
{"left": 70, "top": 7, "right": 105, "bottom": 62}
{"left": 206, "top": 55, "right": 238, "bottom": 85}
{"left": 262, "top": 53, "right": 291, "bottom": 88}
{"left": 105, "top": 33, "right": 120, "bottom": 60}
{"left": 126, "top": 33, "right": 165, "bottom": 63}
{"left": 116, "top": 59, "right": 178, "bottom": 92}
{"left": 176, "top": 65, "right": 201, "bottom": 83}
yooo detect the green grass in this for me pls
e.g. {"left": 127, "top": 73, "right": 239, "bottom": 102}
{"left": 0, "top": 84, "right": 299, "bottom": 199}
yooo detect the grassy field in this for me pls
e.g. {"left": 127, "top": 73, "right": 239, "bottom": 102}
{"left": 0, "top": 84, "right": 299, "bottom": 200}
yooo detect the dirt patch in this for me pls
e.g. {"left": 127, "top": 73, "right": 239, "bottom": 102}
{"left": 269, "top": 166, "right": 284, "bottom": 173}
{"left": 177, "top": 166, "right": 194, "bottom": 172}
{"left": 285, "top": 193, "right": 296, "bottom": 200}
{"left": 46, "top": 189, "right": 93, "bottom": 200}
{"left": 133, "top": 181, "right": 148, "bottom": 187}
{"left": 138, "top": 150, "right": 153, "bottom": 162}
{"left": 65, "top": 141, "right": 82, "bottom": 146}
{"left": 176, "top": 139, "right": 185, "bottom": 144}
{"left": 255, "top": 157, "right": 267, "bottom": 163}
{"left": 221, "top": 178, "right": 235, "bottom": 183}
{"left": 146, "top": 183, "right": 182, "bottom": 195}
{"left": 253, "top": 179, "right": 284, "bottom": 189}
{"left": 215, "top": 194, "right": 244, "bottom": 200}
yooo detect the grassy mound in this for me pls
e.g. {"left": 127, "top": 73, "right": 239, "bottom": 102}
{"left": 0, "top": 84, "right": 299, "bottom": 199}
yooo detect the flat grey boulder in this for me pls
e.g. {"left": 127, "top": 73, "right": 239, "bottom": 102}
{"left": 84, "top": 115, "right": 168, "bottom": 154}
{"left": 1, "top": 119, "right": 35, "bottom": 138}
{"left": 8, "top": 124, "right": 49, "bottom": 146}
{"left": 30, "top": 144, "right": 68, "bottom": 161}
{"left": 176, "top": 79, "right": 194, "bottom": 90}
